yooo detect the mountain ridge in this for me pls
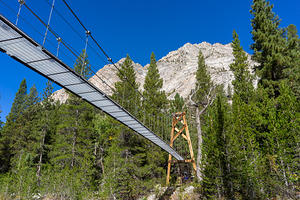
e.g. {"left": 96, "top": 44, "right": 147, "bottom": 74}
{"left": 51, "top": 42, "right": 257, "bottom": 103}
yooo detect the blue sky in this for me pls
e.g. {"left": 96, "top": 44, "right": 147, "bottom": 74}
{"left": 0, "top": 0, "right": 299, "bottom": 121}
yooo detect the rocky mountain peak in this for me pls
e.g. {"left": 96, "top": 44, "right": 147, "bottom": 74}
{"left": 51, "top": 42, "right": 256, "bottom": 103}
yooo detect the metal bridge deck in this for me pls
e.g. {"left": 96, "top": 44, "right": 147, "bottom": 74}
{"left": 0, "top": 14, "right": 184, "bottom": 161}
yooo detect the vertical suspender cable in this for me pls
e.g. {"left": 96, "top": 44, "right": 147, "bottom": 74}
{"left": 56, "top": 37, "right": 61, "bottom": 57}
{"left": 16, "top": 0, "right": 25, "bottom": 25}
{"left": 42, "top": 0, "right": 55, "bottom": 47}
{"left": 80, "top": 30, "right": 90, "bottom": 76}
{"left": 61, "top": 0, "right": 144, "bottom": 99}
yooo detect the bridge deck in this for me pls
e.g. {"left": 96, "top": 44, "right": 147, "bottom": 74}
{"left": 0, "top": 14, "right": 183, "bottom": 161}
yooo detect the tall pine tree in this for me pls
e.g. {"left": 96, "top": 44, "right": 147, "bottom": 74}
{"left": 0, "top": 79, "right": 28, "bottom": 172}
{"left": 189, "top": 50, "right": 215, "bottom": 181}
{"left": 250, "top": 0, "right": 287, "bottom": 94}
{"left": 107, "top": 54, "right": 157, "bottom": 199}
{"left": 230, "top": 30, "right": 261, "bottom": 198}
{"left": 284, "top": 24, "right": 300, "bottom": 99}
{"left": 143, "top": 52, "right": 168, "bottom": 120}
{"left": 113, "top": 55, "right": 141, "bottom": 113}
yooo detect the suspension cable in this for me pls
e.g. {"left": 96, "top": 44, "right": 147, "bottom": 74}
{"left": 42, "top": 0, "right": 55, "bottom": 47}
{"left": 80, "top": 30, "right": 90, "bottom": 76}
{"left": 16, "top": 0, "right": 25, "bottom": 25}
{"left": 9, "top": 0, "right": 170, "bottom": 143}
{"left": 21, "top": 2, "right": 116, "bottom": 94}
{"left": 0, "top": 0, "right": 117, "bottom": 97}
{"left": 61, "top": 0, "right": 145, "bottom": 99}
{"left": 56, "top": 37, "right": 61, "bottom": 57}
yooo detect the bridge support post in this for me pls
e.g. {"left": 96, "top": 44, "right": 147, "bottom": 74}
{"left": 166, "top": 112, "right": 196, "bottom": 185}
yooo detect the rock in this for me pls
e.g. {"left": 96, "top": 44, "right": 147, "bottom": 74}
{"left": 51, "top": 42, "right": 257, "bottom": 102}
{"left": 169, "top": 186, "right": 198, "bottom": 200}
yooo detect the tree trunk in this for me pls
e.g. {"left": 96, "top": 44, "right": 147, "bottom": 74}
{"left": 196, "top": 106, "right": 203, "bottom": 182}
{"left": 36, "top": 128, "right": 46, "bottom": 186}
{"left": 71, "top": 110, "right": 79, "bottom": 168}
{"left": 276, "top": 141, "right": 289, "bottom": 188}
{"left": 71, "top": 128, "right": 77, "bottom": 168}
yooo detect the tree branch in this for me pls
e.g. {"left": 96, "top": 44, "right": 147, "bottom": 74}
{"left": 188, "top": 85, "right": 199, "bottom": 107}
{"left": 199, "top": 86, "right": 216, "bottom": 115}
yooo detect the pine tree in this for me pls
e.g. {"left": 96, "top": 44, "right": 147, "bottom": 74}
{"left": 250, "top": 0, "right": 287, "bottom": 93}
{"left": 8, "top": 83, "right": 41, "bottom": 168}
{"left": 35, "top": 81, "right": 57, "bottom": 186}
{"left": 142, "top": 52, "right": 169, "bottom": 183}
{"left": 229, "top": 30, "right": 261, "bottom": 198}
{"left": 26, "top": 84, "right": 40, "bottom": 108}
{"left": 273, "top": 82, "right": 300, "bottom": 195}
{"left": 49, "top": 51, "right": 96, "bottom": 195}
{"left": 230, "top": 30, "right": 254, "bottom": 103}
{"left": 105, "top": 54, "right": 158, "bottom": 198}
{"left": 189, "top": 50, "right": 215, "bottom": 181}
{"left": 0, "top": 106, "right": 4, "bottom": 171}
{"left": 171, "top": 93, "right": 185, "bottom": 113}
{"left": 74, "top": 49, "right": 92, "bottom": 79}
{"left": 251, "top": 1, "right": 300, "bottom": 198}
{"left": 0, "top": 79, "right": 28, "bottom": 172}
{"left": 50, "top": 99, "right": 95, "bottom": 170}
{"left": 112, "top": 54, "right": 141, "bottom": 114}
{"left": 143, "top": 52, "right": 168, "bottom": 119}
{"left": 201, "top": 90, "right": 232, "bottom": 199}
{"left": 284, "top": 24, "right": 300, "bottom": 99}
{"left": 215, "top": 95, "right": 234, "bottom": 199}
{"left": 6, "top": 79, "right": 27, "bottom": 123}
{"left": 0, "top": 103, "right": 3, "bottom": 130}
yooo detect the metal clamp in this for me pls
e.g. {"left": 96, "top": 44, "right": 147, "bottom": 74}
{"left": 18, "top": 0, "right": 25, "bottom": 5}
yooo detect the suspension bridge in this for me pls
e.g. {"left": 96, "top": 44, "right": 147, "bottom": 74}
{"left": 0, "top": 0, "right": 197, "bottom": 164}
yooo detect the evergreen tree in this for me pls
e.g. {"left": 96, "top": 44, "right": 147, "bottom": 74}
{"left": 26, "top": 84, "right": 40, "bottom": 108}
{"left": 74, "top": 49, "right": 92, "bottom": 79}
{"left": 112, "top": 54, "right": 141, "bottom": 114}
{"left": 201, "top": 90, "right": 232, "bottom": 199}
{"left": 0, "top": 107, "right": 3, "bottom": 171}
{"left": 8, "top": 84, "right": 40, "bottom": 168}
{"left": 6, "top": 79, "right": 27, "bottom": 123}
{"left": 284, "top": 24, "right": 300, "bottom": 99}
{"left": 50, "top": 98, "right": 95, "bottom": 173}
{"left": 251, "top": 1, "right": 300, "bottom": 198}
{"left": 0, "top": 79, "right": 28, "bottom": 172}
{"left": 230, "top": 30, "right": 254, "bottom": 103}
{"left": 189, "top": 50, "right": 215, "bottom": 181}
{"left": 250, "top": 0, "right": 287, "bottom": 93}
{"left": 215, "top": 95, "right": 234, "bottom": 199}
{"left": 0, "top": 106, "right": 3, "bottom": 131}
{"left": 103, "top": 54, "right": 165, "bottom": 199}
{"left": 171, "top": 93, "right": 185, "bottom": 113}
{"left": 142, "top": 52, "right": 169, "bottom": 183}
{"left": 143, "top": 52, "right": 168, "bottom": 118}
{"left": 35, "top": 81, "right": 57, "bottom": 186}
{"left": 48, "top": 51, "right": 96, "bottom": 197}
{"left": 229, "top": 30, "right": 261, "bottom": 198}
{"left": 273, "top": 82, "right": 300, "bottom": 195}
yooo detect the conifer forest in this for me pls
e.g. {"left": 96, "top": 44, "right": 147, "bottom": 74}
{"left": 0, "top": 0, "right": 299, "bottom": 199}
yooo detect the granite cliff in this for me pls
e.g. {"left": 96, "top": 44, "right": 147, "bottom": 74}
{"left": 51, "top": 42, "right": 256, "bottom": 102}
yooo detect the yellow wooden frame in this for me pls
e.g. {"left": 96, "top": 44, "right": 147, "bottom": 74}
{"left": 166, "top": 112, "right": 196, "bottom": 185}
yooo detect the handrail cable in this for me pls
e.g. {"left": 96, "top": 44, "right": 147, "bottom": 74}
{"left": 61, "top": 0, "right": 145, "bottom": 99}
{"left": 21, "top": 2, "right": 116, "bottom": 93}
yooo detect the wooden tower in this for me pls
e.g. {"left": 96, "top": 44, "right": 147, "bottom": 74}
{"left": 166, "top": 112, "right": 196, "bottom": 185}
